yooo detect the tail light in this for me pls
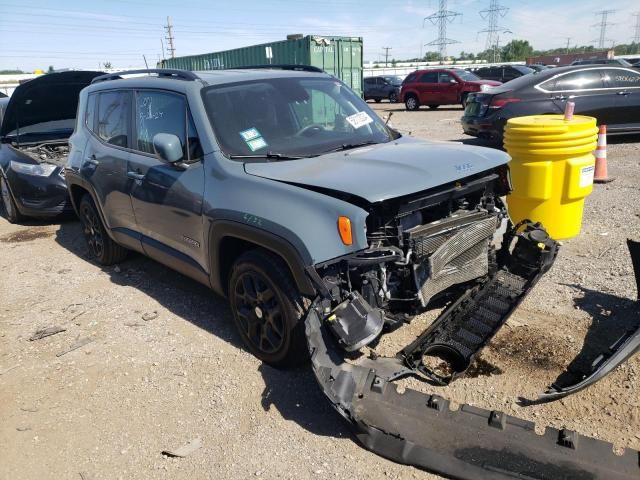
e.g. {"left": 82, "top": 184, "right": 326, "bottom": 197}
{"left": 489, "top": 97, "right": 521, "bottom": 110}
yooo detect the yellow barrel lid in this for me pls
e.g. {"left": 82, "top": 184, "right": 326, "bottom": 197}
{"left": 506, "top": 114, "right": 597, "bottom": 135}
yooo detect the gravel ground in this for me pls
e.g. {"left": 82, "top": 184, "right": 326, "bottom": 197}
{"left": 1, "top": 101, "right": 639, "bottom": 480}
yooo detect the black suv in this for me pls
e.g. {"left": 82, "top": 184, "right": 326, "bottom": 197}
{"left": 363, "top": 75, "right": 402, "bottom": 102}
{"left": 471, "top": 65, "right": 534, "bottom": 84}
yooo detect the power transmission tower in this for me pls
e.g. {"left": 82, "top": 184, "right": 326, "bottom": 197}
{"left": 165, "top": 16, "right": 176, "bottom": 59}
{"left": 633, "top": 12, "right": 640, "bottom": 44}
{"left": 478, "top": 0, "right": 509, "bottom": 52}
{"left": 382, "top": 47, "right": 392, "bottom": 66}
{"left": 593, "top": 10, "right": 615, "bottom": 49}
{"left": 423, "top": 0, "right": 462, "bottom": 62}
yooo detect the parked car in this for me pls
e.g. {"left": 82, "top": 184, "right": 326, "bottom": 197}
{"left": 400, "top": 68, "right": 500, "bottom": 110}
{"left": 65, "top": 67, "right": 532, "bottom": 370}
{"left": 471, "top": 65, "right": 535, "bottom": 83}
{"left": 364, "top": 75, "right": 403, "bottom": 102}
{"left": 0, "top": 92, "right": 7, "bottom": 98}
{"left": 0, "top": 71, "right": 103, "bottom": 222}
{"left": 0, "top": 97, "right": 9, "bottom": 127}
{"left": 571, "top": 58, "right": 633, "bottom": 66}
{"left": 461, "top": 65, "right": 640, "bottom": 141}
{"left": 527, "top": 64, "right": 550, "bottom": 72}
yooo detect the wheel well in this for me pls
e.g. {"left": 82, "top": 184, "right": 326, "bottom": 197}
{"left": 68, "top": 184, "right": 89, "bottom": 213}
{"left": 405, "top": 92, "right": 417, "bottom": 98}
{"left": 218, "top": 236, "right": 295, "bottom": 297}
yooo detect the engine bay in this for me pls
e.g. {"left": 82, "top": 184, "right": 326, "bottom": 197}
{"left": 19, "top": 142, "right": 69, "bottom": 167}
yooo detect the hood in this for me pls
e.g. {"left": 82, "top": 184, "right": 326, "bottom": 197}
{"left": 244, "top": 138, "right": 510, "bottom": 204}
{"left": 0, "top": 71, "right": 104, "bottom": 138}
{"left": 468, "top": 79, "right": 502, "bottom": 87}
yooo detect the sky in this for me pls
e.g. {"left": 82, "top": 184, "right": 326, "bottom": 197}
{"left": 0, "top": 0, "right": 638, "bottom": 72}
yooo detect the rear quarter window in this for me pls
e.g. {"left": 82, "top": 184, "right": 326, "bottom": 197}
{"left": 403, "top": 73, "right": 417, "bottom": 84}
{"left": 85, "top": 93, "right": 96, "bottom": 131}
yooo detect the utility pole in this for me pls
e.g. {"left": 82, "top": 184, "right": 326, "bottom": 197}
{"left": 478, "top": 0, "right": 509, "bottom": 55}
{"left": 160, "top": 38, "right": 166, "bottom": 60}
{"left": 423, "top": 0, "right": 462, "bottom": 62}
{"left": 165, "top": 16, "right": 176, "bottom": 59}
{"left": 564, "top": 37, "right": 571, "bottom": 54}
{"left": 382, "top": 47, "right": 392, "bottom": 67}
{"left": 593, "top": 10, "right": 616, "bottom": 49}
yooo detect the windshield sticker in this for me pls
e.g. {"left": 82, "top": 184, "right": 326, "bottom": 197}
{"left": 239, "top": 127, "right": 261, "bottom": 142}
{"left": 345, "top": 111, "right": 374, "bottom": 129}
{"left": 247, "top": 137, "right": 268, "bottom": 152}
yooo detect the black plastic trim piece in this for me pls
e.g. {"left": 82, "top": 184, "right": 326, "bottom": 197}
{"left": 304, "top": 307, "right": 640, "bottom": 480}
{"left": 91, "top": 69, "right": 199, "bottom": 84}
{"left": 208, "top": 219, "right": 316, "bottom": 297}
{"left": 228, "top": 65, "right": 324, "bottom": 73}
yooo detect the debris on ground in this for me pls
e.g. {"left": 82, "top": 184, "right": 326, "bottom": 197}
{"left": 29, "top": 326, "right": 66, "bottom": 341}
{"left": 56, "top": 337, "right": 94, "bottom": 357}
{"left": 142, "top": 311, "right": 158, "bottom": 321}
{"left": 161, "top": 438, "right": 203, "bottom": 458}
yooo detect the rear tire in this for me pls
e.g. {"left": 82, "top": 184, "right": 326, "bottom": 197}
{"left": 229, "top": 250, "right": 309, "bottom": 368}
{"left": 389, "top": 91, "right": 398, "bottom": 103}
{"left": 0, "top": 175, "right": 22, "bottom": 224}
{"left": 405, "top": 95, "right": 419, "bottom": 111}
{"left": 78, "top": 194, "right": 127, "bottom": 265}
{"left": 374, "top": 98, "right": 381, "bottom": 103}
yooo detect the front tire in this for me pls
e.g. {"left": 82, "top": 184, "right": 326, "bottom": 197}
{"left": 461, "top": 93, "right": 469, "bottom": 109}
{"left": 389, "top": 91, "right": 398, "bottom": 103}
{"left": 405, "top": 95, "right": 419, "bottom": 111}
{"left": 374, "top": 98, "right": 381, "bottom": 103}
{"left": 78, "top": 194, "right": 127, "bottom": 265}
{"left": 0, "top": 175, "right": 22, "bottom": 224}
{"left": 229, "top": 250, "right": 308, "bottom": 368}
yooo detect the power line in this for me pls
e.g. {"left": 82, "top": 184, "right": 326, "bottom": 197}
{"left": 593, "top": 9, "right": 616, "bottom": 49}
{"left": 478, "top": 0, "right": 509, "bottom": 52}
{"left": 423, "top": 0, "right": 462, "bottom": 61}
{"left": 382, "top": 47, "right": 392, "bottom": 66}
{"left": 164, "top": 16, "right": 176, "bottom": 59}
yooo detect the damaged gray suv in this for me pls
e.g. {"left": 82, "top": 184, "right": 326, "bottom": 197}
{"left": 64, "top": 68, "right": 639, "bottom": 480}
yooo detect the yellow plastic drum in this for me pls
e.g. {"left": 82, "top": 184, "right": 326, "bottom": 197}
{"left": 504, "top": 115, "right": 598, "bottom": 240}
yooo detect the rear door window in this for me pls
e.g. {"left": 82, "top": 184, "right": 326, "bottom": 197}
{"left": 419, "top": 72, "right": 438, "bottom": 83}
{"left": 96, "top": 91, "right": 130, "bottom": 147}
{"left": 547, "top": 70, "right": 605, "bottom": 91}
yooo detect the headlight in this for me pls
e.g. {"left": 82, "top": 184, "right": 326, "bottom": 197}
{"left": 10, "top": 161, "right": 57, "bottom": 177}
{"left": 479, "top": 84, "right": 492, "bottom": 92}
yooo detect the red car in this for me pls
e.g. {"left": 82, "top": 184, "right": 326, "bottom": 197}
{"left": 400, "top": 68, "right": 501, "bottom": 111}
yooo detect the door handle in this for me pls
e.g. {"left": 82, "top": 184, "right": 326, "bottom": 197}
{"left": 85, "top": 154, "right": 99, "bottom": 166}
{"left": 552, "top": 95, "right": 568, "bottom": 101}
{"left": 616, "top": 91, "right": 630, "bottom": 96}
{"left": 127, "top": 171, "right": 146, "bottom": 181}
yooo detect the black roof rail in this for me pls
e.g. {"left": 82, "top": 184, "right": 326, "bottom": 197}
{"left": 91, "top": 69, "right": 199, "bottom": 84}
{"left": 229, "top": 64, "right": 324, "bottom": 73}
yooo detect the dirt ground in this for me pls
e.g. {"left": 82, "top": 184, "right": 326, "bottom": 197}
{"left": 1, "top": 102, "right": 639, "bottom": 480}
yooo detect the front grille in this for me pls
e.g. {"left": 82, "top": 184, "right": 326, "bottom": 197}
{"left": 408, "top": 213, "right": 497, "bottom": 307}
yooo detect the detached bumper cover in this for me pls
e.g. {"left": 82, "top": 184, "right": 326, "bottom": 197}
{"left": 305, "top": 309, "right": 640, "bottom": 480}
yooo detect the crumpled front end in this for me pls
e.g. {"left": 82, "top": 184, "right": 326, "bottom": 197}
{"left": 302, "top": 171, "right": 640, "bottom": 478}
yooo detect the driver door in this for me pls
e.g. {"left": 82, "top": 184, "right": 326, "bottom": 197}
{"left": 127, "top": 89, "right": 207, "bottom": 276}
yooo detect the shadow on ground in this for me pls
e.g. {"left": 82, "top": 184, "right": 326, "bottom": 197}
{"left": 54, "top": 220, "right": 348, "bottom": 439}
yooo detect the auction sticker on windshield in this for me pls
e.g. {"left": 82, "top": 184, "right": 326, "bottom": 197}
{"left": 247, "top": 137, "right": 268, "bottom": 151}
{"left": 239, "top": 128, "right": 261, "bottom": 141}
{"left": 345, "top": 111, "right": 374, "bottom": 129}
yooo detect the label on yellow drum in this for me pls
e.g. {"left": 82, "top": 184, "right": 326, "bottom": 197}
{"left": 579, "top": 165, "right": 595, "bottom": 188}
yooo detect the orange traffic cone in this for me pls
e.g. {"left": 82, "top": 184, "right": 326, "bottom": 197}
{"left": 594, "top": 124, "right": 613, "bottom": 183}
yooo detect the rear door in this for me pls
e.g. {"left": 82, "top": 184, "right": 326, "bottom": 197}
{"left": 416, "top": 71, "right": 439, "bottom": 104}
{"left": 83, "top": 90, "right": 138, "bottom": 239}
{"left": 540, "top": 69, "right": 616, "bottom": 125}
{"left": 602, "top": 68, "right": 640, "bottom": 130}
{"left": 127, "top": 89, "right": 207, "bottom": 273}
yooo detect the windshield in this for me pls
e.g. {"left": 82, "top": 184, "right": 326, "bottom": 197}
{"left": 454, "top": 69, "right": 480, "bottom": 81}
{"left": 618, "top": 58, "right": 632, "bottom": 66}
{"left": 202, "top": 77, "right": 397, "bottom": 159}
{"left": 384, "top": 76, "right": 403, "bottom": 85}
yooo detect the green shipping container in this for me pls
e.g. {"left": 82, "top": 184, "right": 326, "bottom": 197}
{"left": 157, "top": 35, "right": 363, "bottom": 96}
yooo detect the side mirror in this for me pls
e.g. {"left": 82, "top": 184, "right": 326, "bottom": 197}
{"left": 153, "top": 133, "right": 183, "bottom": 163}
{"left": 449, "top": 78, "right": 458, "bottom": 84}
